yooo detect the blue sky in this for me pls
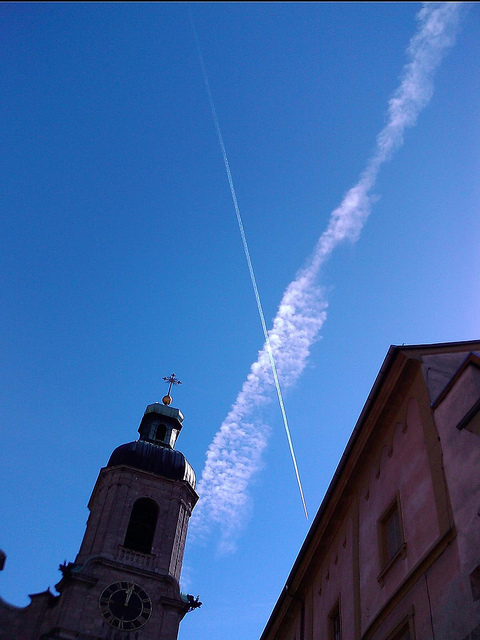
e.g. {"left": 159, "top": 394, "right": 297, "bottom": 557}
{"left": 0, "top": 3, "right": 479, "bottom": 639}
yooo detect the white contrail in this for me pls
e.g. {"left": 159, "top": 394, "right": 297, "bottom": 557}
{"left": 190, "top": 3, "right": 462, "bottom": 552}
{"left": 191, "top": 15, "right": 309, "bottom": 519}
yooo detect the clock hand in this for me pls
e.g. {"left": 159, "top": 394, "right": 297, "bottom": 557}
{"left": 124, "top": 585, "right": 134, "bottom": 606}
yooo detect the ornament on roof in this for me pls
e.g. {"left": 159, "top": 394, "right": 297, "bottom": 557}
{"left": 162, "top": 373, "right": 182, "bottom": 406}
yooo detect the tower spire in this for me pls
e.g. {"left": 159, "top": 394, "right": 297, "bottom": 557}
{"left": 162, "top": 373, "right": 182, "bottom": 406}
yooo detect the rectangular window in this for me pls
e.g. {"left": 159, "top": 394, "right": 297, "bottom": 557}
{"left": 387, "top": 621, "right": 413, "bottom": 640}
{"left": 385, "top": 504, "right": 402, "bottom": 561}
{"left": 394, "top": 627, "right": 410, "bottom": 640}
{"left": 384, "top": 608, "right": 415, "bottom": 640}
{"left": 378, "top": 495, "right": 406, "bottom": 578}
{"left": 329, "top": 601, "right": 341, "bottom": 640}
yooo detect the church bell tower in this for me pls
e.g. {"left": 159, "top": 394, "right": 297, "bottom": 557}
{"left": 0, "top": 375, "right": 200, "bottom": 639}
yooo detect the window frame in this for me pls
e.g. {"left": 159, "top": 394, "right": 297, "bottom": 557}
{"left": 377, "top": 494, "right": 407, "bottom": 583}
{"left": 328, "top": 599, "right": 342, "bottom": 640}
{"left": 155, "top": 422, "right": 167, "bottom": 442}
{"left": 123, "top": 497, "right": 159, "bottom": 555}
{"left": 383, "top": 607, "right": 415, "bottom": 640}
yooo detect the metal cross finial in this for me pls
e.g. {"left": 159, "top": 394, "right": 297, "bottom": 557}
{"left": 162, "top": 373, "right": 182, "bottom": 406}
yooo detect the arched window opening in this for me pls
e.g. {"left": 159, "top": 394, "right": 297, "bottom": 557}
{"left": 124, "top": 498, "right": 159, "bottom": 554}
{"left": 155, "top": 423, "right": 167, "bottom": 442}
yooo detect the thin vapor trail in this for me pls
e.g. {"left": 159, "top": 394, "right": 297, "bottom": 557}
{"left": 190, "top": 3, "right": 462, "bottom": 553}
{"left": 191, "top": 16, "right": 309, "bottom": 519}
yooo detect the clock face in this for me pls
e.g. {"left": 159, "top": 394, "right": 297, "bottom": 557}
{"left": 99, "top": 581, "right": 152, "bottom": 630}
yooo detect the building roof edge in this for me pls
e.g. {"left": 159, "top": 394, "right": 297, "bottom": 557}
{"left": 260, "top": 338, "right": 480, "bottom": 640}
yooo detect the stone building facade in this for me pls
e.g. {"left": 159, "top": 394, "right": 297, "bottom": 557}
{"left": 0, "top": 400, "right": 199, "bottom": 640}
{"left": 260, "top": 340, "right": 480, "bottom": 640}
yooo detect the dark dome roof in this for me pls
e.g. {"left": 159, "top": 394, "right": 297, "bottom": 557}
{"left": 107, "top": 440, "right": 196, "bottom": 489}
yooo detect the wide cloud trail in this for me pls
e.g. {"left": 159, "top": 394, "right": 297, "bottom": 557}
{"left": 190, "top": 3, "right": 462, "bottom": 553}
